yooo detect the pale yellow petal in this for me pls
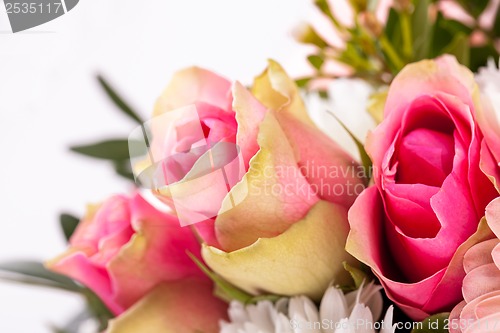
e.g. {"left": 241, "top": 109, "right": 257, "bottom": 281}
{"left": 251, "top": 59, "right": 314, "bottom": 126}
{"left": 203, "top": 200, "right": 358, "bottom": 301}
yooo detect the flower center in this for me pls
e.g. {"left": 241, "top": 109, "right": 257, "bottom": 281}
{"left": 395, "top": 127, "right": 455, "bottom": 187}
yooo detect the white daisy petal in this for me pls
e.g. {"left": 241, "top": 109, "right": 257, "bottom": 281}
{"left": 320, "top": 286, "right": 348, "bottom": 333}
{"left": 219, "top": 283, "right": 394, "bottom": 333}
{"left": 379, "top": 306, "right": 396, "bottom": 333}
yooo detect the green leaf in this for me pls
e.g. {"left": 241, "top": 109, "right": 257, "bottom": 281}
{"left": 470, "top": 45, "right": 500, "bottom": 72}
{"left": 187, "top": 252, "right": 253, "bottom": 303}
{"left": 494, "top": 5, "right": 500, "bottom": 38}
{"left": 325, "top": 109, "right": 372, "bottom": 183}
{"left": 60, "top": 213, "right": 80, "bottom": 242}
{"left": 295, "top": 77, "right": 312, "bottom": 89}
{"left": 349, "top": 0, "right": 367, "bottom": 13}
{"left": 318, "top": 90, "right": 329, "bottom": 99}
{"left": 343, "top": 262, "right": 367, "bottom": 289}
{"left": 412, "top": 0, "right": 432, "bottom": 60}
{"left": 82, "top": 288, "right": 114, "bottom": 331}
{"left": 307, "top": 55, "right": 325, "bottom": 71}
{"left": 0, "top": 261, "right": 82, "bottom": 292}
{"left": 455, "top": 0, "right": 489, "bottom": 18}
{"left": 70, "top": 139, "right": 146, "bottom": 161}
{"left": 314, "top": 0, "right": 340, "bottom": 28}
{"left": 440, "top": 19, "right": 473, "bottom": 35}
{"left": 430, "top": 13, "right": 454, "bottom": 57}
{"left": 411, "top": 313, "right": 450, "bottom": 333}
{"left": 385, "top": 8, "right": 402, "bottom": 48}
{"left": 113, "top": 160, "right": 136, "bottom": 182}
{"left": 97, "top": 75, "right": 144, "bottom": 125}
{"left": 442, "top": 33, "right": 470, "bottom": 67}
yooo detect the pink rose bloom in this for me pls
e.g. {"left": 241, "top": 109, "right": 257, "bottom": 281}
{"left": 149, "top": 62, "right": 365, "bottom": 300}
{"left": 47, "top": 192, "right": 227, "bottom": 332}
{"left": 347, "top": 55, "right": 498, "bottom": 320}
{"left": 449, "top": 198, "right": 500, "bottom": 333}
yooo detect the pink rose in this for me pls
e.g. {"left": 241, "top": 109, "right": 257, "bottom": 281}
{"left": 47, "top": 192, "right": 227, "bottom": 332}
{"left": 449, "top": 198, "right": 500, "bottom": 333}
{"left": 347, "top": 55, "right": 498, "bottom": 320}
{"left": 148, "top": 62, "right": 365, "bottom": 300}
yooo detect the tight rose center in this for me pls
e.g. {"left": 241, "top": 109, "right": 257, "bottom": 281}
{"left": 395, "top": 127, "right": 455, "bottom": 187}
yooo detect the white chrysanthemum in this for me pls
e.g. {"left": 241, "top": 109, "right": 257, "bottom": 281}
{"left": 475, "top": 58, "right": 500, "bottom": 124}
{"left": 305, "top": 78, "right": 377, "bottom": 160}
{"left": 220, "top": 282, "right": 396, "bottom": 333}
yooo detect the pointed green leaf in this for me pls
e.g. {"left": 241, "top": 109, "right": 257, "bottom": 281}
{"left": 70, "top": 139, "right": 146, "bottom": 161}
{"left": 82, "top": 288, "right": 114, "bottom": 330}
{"left": 440, "top": 19, "right": 473, "bottom": 35}
{"left": 187, "top": 251, "right": 253, "bottom": 303}
{"left": 0, "top": 261, "right": 82, "bottom": 292}
{"left": 430, "top": 13, "right": 454, "bottom": 57}
{"left": 494, "top": 5, "right": 500, "bottom": 38}
{"left": 97, "top": 75, "right": 144, "bottom": 125}
{"left": 295, "top": 77, "right": 312, "bottom": 89}
{"left": 325, "top": 110, "right": 372, "bottom": 183}
{"left": 470, "top": 45, "right": 499, "bottom": 72}
{"left": 442, "top": 33, "right": 470, "bottom": 67}
{"left": 412, "top": 0, "right": 432, "bottom": 60}
{"left": 60, "top": 213, "right": 80, "bottom": 242}
{"left": 343, "top": 262, "right": 368, "bottom": 289}
{"left": 455, "top": 0, "right": 489, "bottom": 18}
{"left": 113, "top": 160, "right": 136, "bottom": 182}
{"left": 307, "top": 55, "right": 325, "bottom": 71}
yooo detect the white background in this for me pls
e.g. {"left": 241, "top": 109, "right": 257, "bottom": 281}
{"left": 0, "top": 0, "right": 313, "bottom": 331}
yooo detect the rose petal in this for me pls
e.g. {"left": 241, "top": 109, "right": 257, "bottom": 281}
{"left": 106, "top": 278, "right": 228, "bottom": 333}
{"left": 459, "top": 291, "right": 500, "bottom": 330}
{"left": 275, "top": 111, "right": 365, "bottom": 208}
{"left": 475, "top": 293, "right": 500, "bottom": 319}
{"left": 480, "top": 140, "right": 500, "bottom": 193}
{"left": 464, "top": 313, "right": 500, "bottom": 333}
{"left": 463, "top": 263, "right": 500, "bottom": 303}
{"left": 348, "top": 192, "right": 494, "bottom": 321}
{"left": 47, "top": 251, "right": 123, "bottom": 315}
{"left": 251, "top": 60, "right": 313, "bottom": 126}
{"left": 214, "top": 111, "right": 319, "bottom": 252}
{"left": 232, "top": 81, "right": 267, "bottom": 168}
{"left": 463, "top": 239, "right": 498, "bottom": 274}
{"left": 154, "top": 67, "right": 232, "bottom": 117}
{"left": 108, "top": 194, "right": 206, "bottom": 309}
{"left": 449, "top": 300, "right": 466, "bottom": 333}
{"left": 204, "top": 200, "right": 357, "bottom": 301}
{"left": 486, "top": 198, "right": 500, "bottom": 238}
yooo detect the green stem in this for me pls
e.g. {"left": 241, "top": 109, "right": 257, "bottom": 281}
{"left": 400, "top": 11, "right": 413, "bottom": 59}
{"left": 379, "top": 35, "right": 405, "bottom": 72}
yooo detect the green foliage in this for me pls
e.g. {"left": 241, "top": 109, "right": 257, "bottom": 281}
{"left": 443, "top": 33, "right": 470, "bottom": 67}
{"left": 70, "top": 138, "right": 145, "bottom": 161}
{"left": 325, "top": 109, "right": 372, "bottom": 182}
{"left": 187, "top": 251, "right": 281, "bottom": 305}
{"left": 60, "top": 213, "right": 80, "bottom": 242}
{"left": 455, "top": 0, "right": 489, "bottom": 18}
{"left": 307, "top": 55, "right": 325, "bottom": 70}
{"left": 0, "top": 261, "right": 81, "bottom": 292}
{"left": 97, "top": 75, "right": 144, "bottom": 126}
{"left": 298, "top": 0, "right": 500, "bottom": 87}
{"left": 0, "top": 261, "right": 114, "bottom": 332}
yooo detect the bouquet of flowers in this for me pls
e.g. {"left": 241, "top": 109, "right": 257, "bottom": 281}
{"left": 3, "top": 0, "right": 500, "bottom": 332}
